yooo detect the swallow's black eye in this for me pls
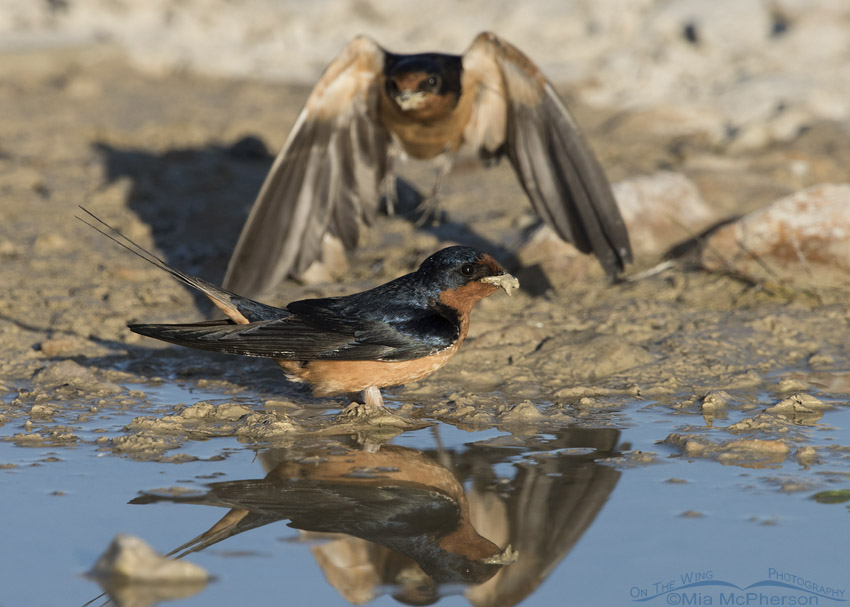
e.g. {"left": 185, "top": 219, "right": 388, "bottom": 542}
{"left": 462, "top": 565, "right": 473, "bottom": 577}
{"left": 424, "top": 75, "right": 440, "bottom": 90}
{"left": 460, "top": 263, "right": 476, "bottom": 277}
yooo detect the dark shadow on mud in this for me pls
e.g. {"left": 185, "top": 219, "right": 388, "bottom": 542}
{"left": 74, "top": 343, "right": 325, "bottom": 406}
{"left": 93, "top": 137, "right": 274, "bottom": 311}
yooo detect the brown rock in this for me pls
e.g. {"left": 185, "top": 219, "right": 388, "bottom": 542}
{"left": 39, "top": 337, "right": 80, "bottom": 357}
{"left": 702, "top": 183, "right": 850, "bottom": 286}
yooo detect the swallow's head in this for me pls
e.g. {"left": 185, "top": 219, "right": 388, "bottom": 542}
{"left": 416, "top": 246, "right": 519, "bottom": 314}
{"left": 384, "top": 53, "right": 462, "bottom": 117}
{"left": 408, "top": 537, "right": 517, "bottom": 587}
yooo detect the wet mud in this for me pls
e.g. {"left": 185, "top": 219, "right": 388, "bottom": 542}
{"left": 2, "top": 45, "right": 849, "bottom": 457}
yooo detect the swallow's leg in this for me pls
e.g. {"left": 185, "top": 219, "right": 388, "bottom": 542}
{"left": 431, "top": 425, "right": 452, "bottom": 468}
{"left": 361, "top": 385, "right": 385, "bottom": 408}
{"left": 380, "top": 150, "right": 400, "bottom": 216}
{"left": 415, "top": 149, "right": 455, "bottom": 227}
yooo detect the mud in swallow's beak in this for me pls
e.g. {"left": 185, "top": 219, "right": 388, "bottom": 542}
{"left": 479, "top": 273, "right": 520, "bottom": 296}
{"left": 481, "top": 544, "right": 519, "bottom": 565}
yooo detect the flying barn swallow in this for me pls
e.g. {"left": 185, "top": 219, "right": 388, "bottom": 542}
{"left": 223, "top": 32, "right": 632, "bottom": 298}
{"left": 80, "top": 209, "right": 518, "bottom": 409}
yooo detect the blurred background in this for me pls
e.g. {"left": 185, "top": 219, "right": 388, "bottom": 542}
{"left": 4, "top": 0, "right": 850, "bottom": 140}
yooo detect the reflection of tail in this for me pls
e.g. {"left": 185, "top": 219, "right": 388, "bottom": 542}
{"left": 131, "top": 480, "right": 461, "bottom": 562}
{"left": 168, "top": 510, "right": 273, "bottom": 558}
{"left": 77, "top": 206, "right": 283, "bottom": 323}
{"left": 130, "top": 486, "right": 294, "bottom": 558}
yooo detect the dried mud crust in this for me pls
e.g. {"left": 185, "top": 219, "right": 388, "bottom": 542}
{"left": 1, "top": 46, "right": 849, "bottom": 467}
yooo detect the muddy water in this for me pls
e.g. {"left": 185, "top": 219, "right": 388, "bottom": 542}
{"left": 2, "top": 46, "right": 850, "bottom": 606}
{"left": 3, "top": 377, "right": 850, "bottom": 606}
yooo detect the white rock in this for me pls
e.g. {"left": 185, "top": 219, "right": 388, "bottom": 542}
{"left": 90, "top": 534, "right": 209, "bottom": 583}
{"left": 614, "top": 172, "right": 721, "bottom": 255}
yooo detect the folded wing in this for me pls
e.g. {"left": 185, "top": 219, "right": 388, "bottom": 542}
{"left": 129, "top": 299, "right": 458, "bottom": 362}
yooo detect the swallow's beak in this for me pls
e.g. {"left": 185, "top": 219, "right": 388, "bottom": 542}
{"left": 481, "top": 544, "right": 519, "bottom": 565}
{"left": 479, "top": 273, "right": 520, "bottom": 296}
{"left": 394, "top": 89, "right": 428, "bottom": 111}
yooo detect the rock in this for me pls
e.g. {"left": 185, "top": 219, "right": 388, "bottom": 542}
{"left": 686, "top": 167, "right": 792, "bottom": 216}
{"left": 726, "top": 414, "right": 792, "bottom": 433}
{"left": 808, "top": 352, "right": 835, "bottom": 368}
{"left": 764, "top": 393, "right": 828, "bottom": 424}
{"left": 777, "top": 379, "right": 809, "bottom": 393}
{"left": 515, "top": 223, "right": 596, "bottom": 288}
{"left": 701, "top": 184, "right": 850, "bottom": 287}
{"left": 721, "top": 439, "right": 789, "bottom": 456}
{"left": 235, "top": 413, "right": 298, "bottom": 438}
{"left": 769, "top": 393, "right": 829, "bottom": 412}
{"left": 29, "top": 404, "right": 57, "bottom": 420}
{"left": 700, "top": 390, "right": 731, "bottom": 412}
{"left": 665, "top": 433, "right": 790, "bottom": 468}
{"left": 501, "top": 400, "right": 544, "bottom": 422}
{"left": 516, "top": 172, "right": 721, "bottom": 284}
{"left": 33, "top": 360, "right": 96, "bottom": 386}
{"left": 614, "top": 172, "right": 722, "bottom": 255}
{"left": 295, "top": 232, "right": 350, "bottom": 285}
{"left": 89, "top": 534, "right": 209, "bottom": 605}
{"left": 39, "top": 336, "right": 80, "bottom": 358}
{"left": 795, "top": 446, "right": 819, "bottom": 467}
{"left": 111, "top": 434, "right": 179, "bottom": 454}
{"left": 700, "top": 391, "right": 732, "bottom": 423}
{"left": 90, "top": 534, "right": 209, "bottom": 583}
{"left": 32, "top": 233, "right": 69, "bottom": 254}
{"left": 604, "top": 104, "right": 726, "bottom": 142}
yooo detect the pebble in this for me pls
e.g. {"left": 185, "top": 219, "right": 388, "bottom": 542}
{"left": 90, "top": 534, "right": 209, "bottom": 582}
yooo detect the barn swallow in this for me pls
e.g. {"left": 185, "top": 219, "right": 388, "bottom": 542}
{"left": 223, "top": 31, "right": 632, "bottom": 298}
{"left": 131, "top": 442, "right": 517, "bottom": 586}
{"left": 79, "top": 208, "right": 518, "bottom": 409}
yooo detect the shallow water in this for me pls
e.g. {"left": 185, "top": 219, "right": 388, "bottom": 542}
{"left": 2, "top": 375, "right": 848, "bottom": 607}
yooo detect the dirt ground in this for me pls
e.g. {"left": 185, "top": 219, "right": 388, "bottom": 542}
{"left": 1, "top": 44, "right": 849, "bottom": 465}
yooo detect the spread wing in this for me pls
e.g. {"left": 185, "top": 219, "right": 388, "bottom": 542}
{"left": 222, "top": 36, "right": 391, "bottom": 298}
{"left": 462, "top": 32, "right": 632, "bottom": 278}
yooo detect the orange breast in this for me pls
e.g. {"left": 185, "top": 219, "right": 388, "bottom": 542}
{"left": 276, "top": 340, "right": 462, "bottom": 396}
{"left": 379, "top": 88, "right": 475, "bottom": 159}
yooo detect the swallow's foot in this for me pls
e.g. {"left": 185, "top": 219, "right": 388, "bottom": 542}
{"left": 414, "top": 194, "right": 446, "bottom": 227}
{"left": 340, "top": 401, "right": 385, "bottom": 418}
{"left": 338, "top": 387, "right": 414, "bottom": 427}
{"left": 380, "top": 181, "right": 398, "bottom": 217}
{"left": 337, "top": 402, "right": 414, "bottom": 428}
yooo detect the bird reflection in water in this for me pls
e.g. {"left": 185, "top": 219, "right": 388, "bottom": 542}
{"left": 132, "top": 428, "right": 620, "bottom": 606}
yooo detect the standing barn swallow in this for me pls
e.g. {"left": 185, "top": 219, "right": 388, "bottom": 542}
{"left": 223, "top": 32, "right": 632, "bottom": 298}
{"left": 80, "top": 209, "right": 518, "bottom": 409}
